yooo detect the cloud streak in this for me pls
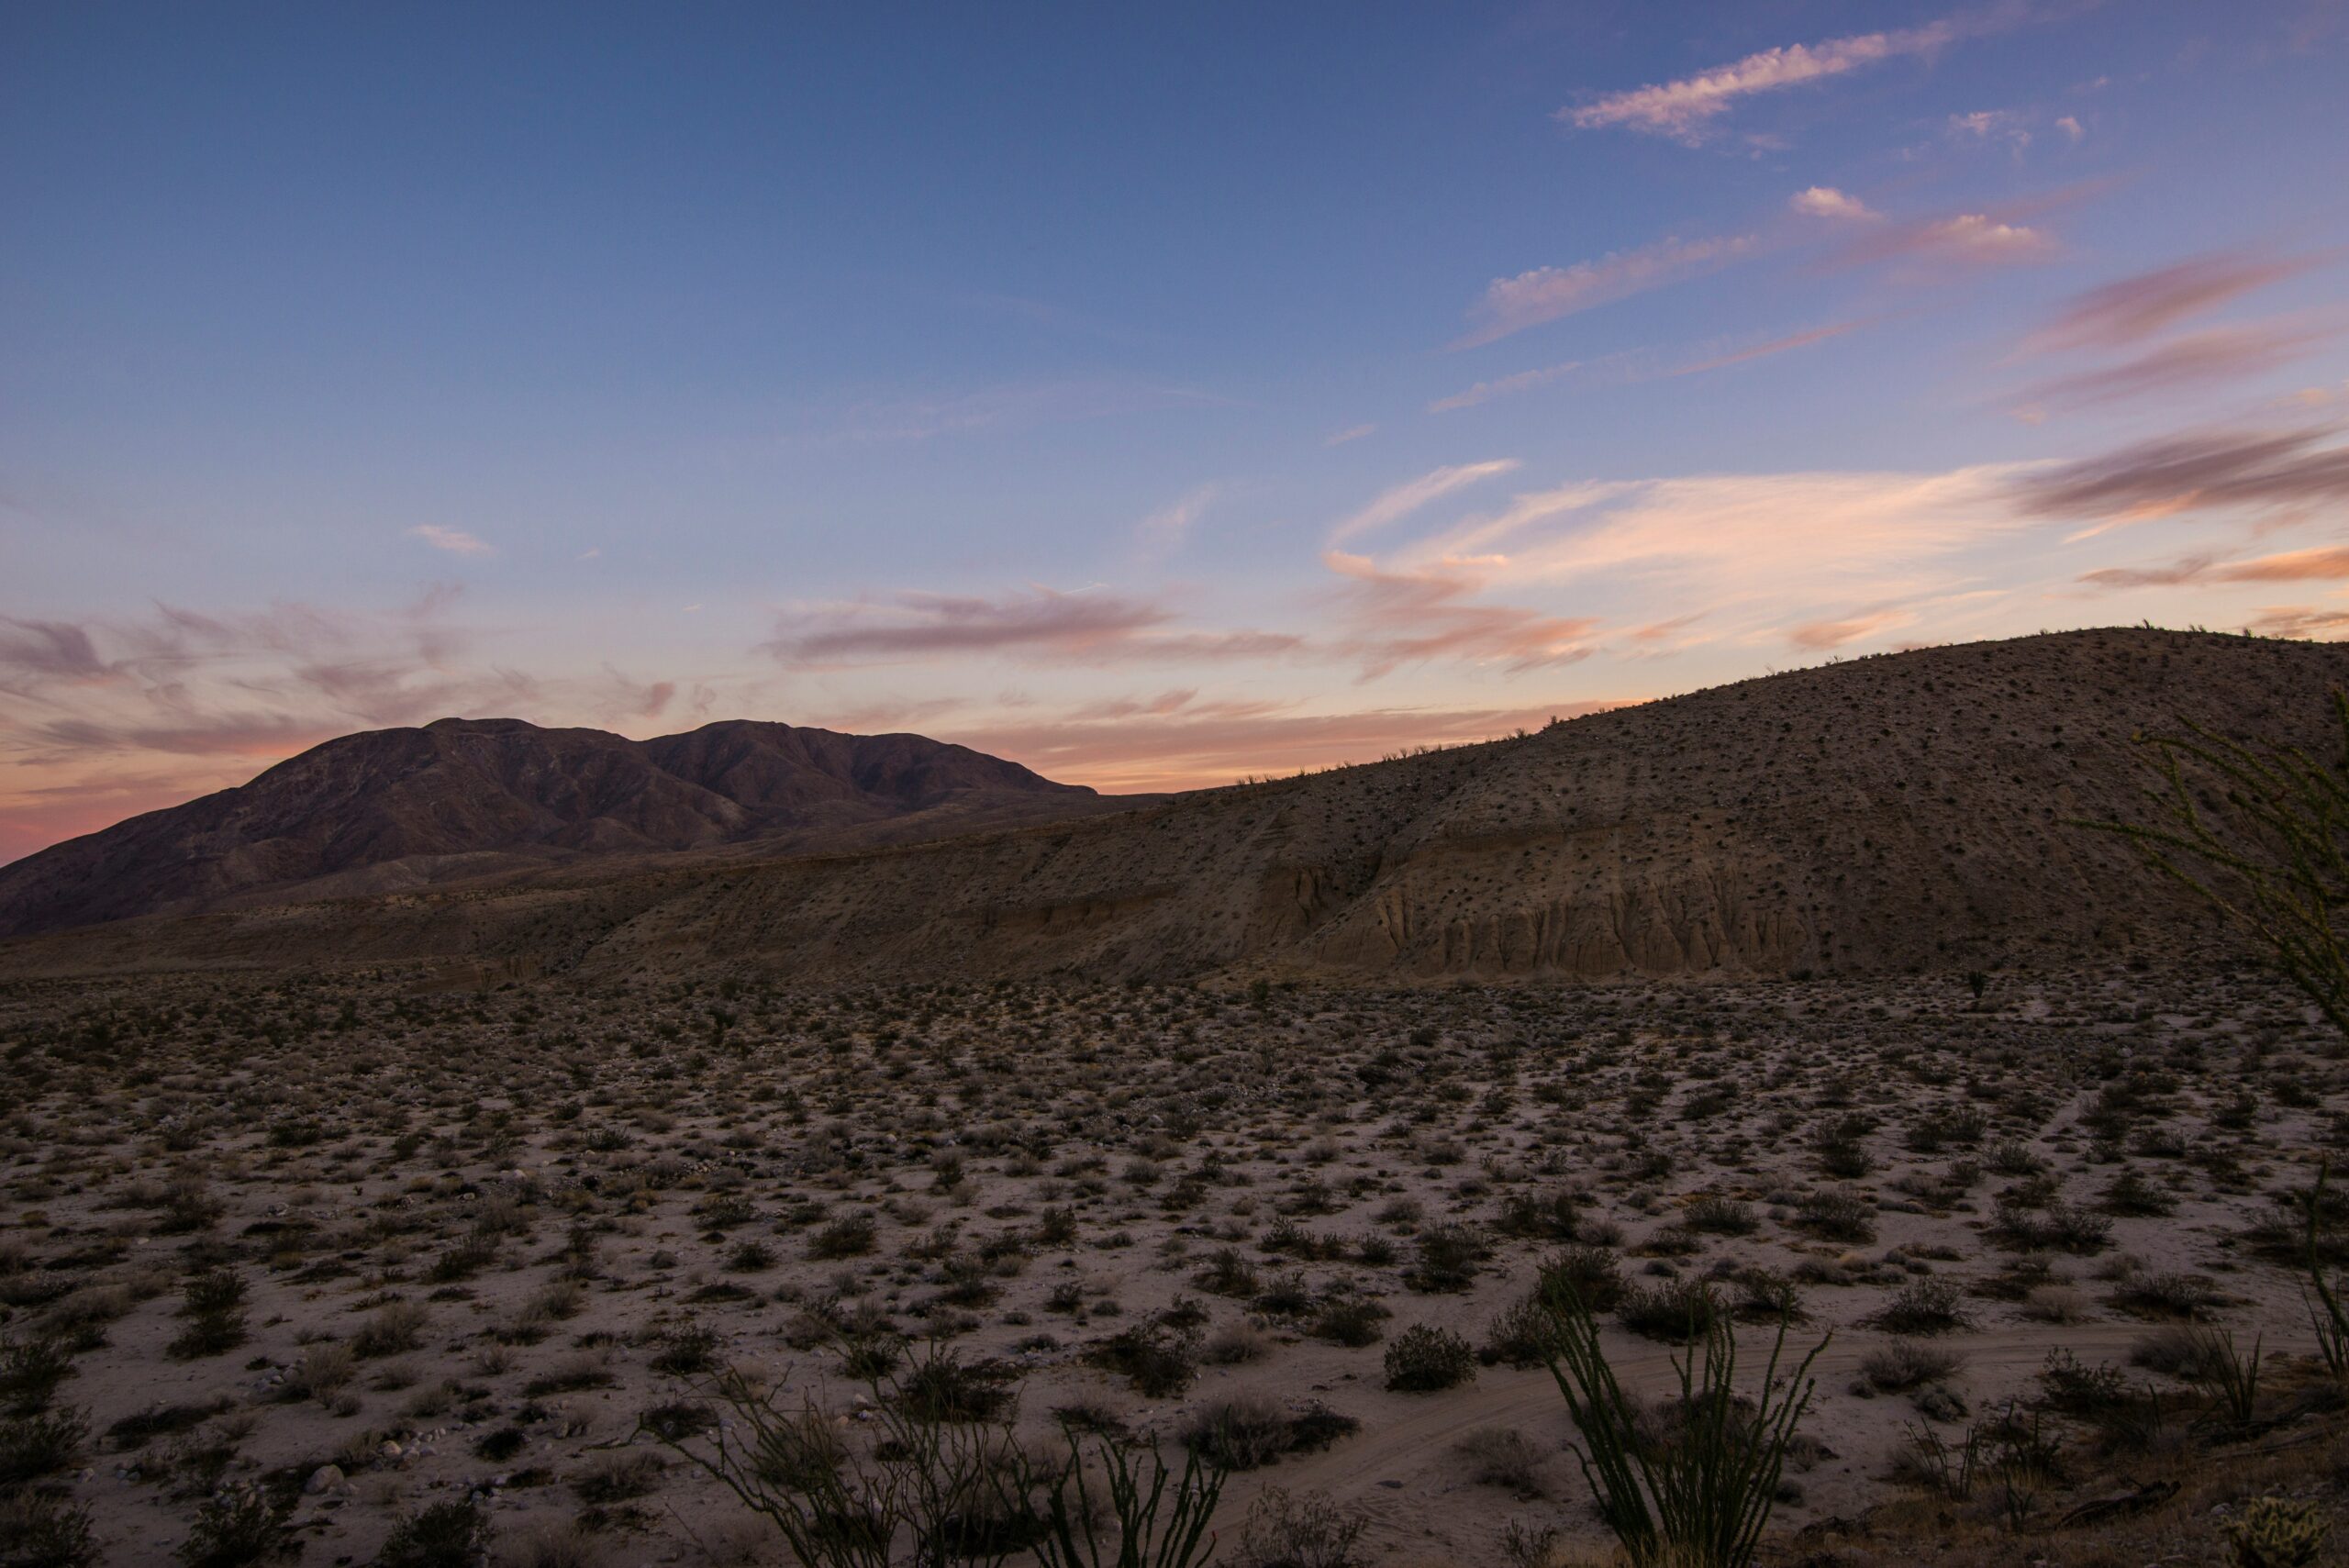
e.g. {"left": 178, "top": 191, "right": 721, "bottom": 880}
{"left": 2023, "top": 250, "right": 2320, "bottom": 353}
{"left": 2078, "top": 544, "right": 2349, "bottom": 591}
{"left": 410, "top": 525, "right": 494, "bottom": 556}
{"left": 762, "top": 585, "right": 1300, "bottom": 668}
{"left": 2012, "top": 421, "right": 2349, "bottom": 525}
{"left": 1460, "top": 235, "right": 1757, "bottom": 347}
{"left": 1561, "top": 11, "right": 1983, "bottom": 143}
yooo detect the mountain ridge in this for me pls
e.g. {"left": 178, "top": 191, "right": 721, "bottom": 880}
{"left": 0, "top": 716, "right": 1120, "bottom": 938}
{"left": 3, "top": 628, "right": 2343, "bottom": 986}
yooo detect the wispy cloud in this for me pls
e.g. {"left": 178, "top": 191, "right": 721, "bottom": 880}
{"left": 1787, "top": 607, "right": 1917, "bottom": 650}
{"left": 1652, "top": 320, "right": 1869, "bottom": 378}
{"left": 409, "top": 524, "right": 494, "bottom": 556}
{"left": 1842, "top": 210, "right": 2058, "bottom": 269}
{"left": 2019, "top": 323, "right": 2329, "bottom": 410}
{"left": 1328, "top": 462, "right": 1520, "bottom": 546}
{"left": 1321, "top": 552, "right": 1601, "bottom": 680}
{"left": 1459, "top": 235, "right": 1757, "bottom": 347}
{"left": 762, "top": 585, "right": 1299, "bottom": 668}
{"left": 2022, "top": 250, "right": 2320, "bottom": 354}
{"left": 1429, "top": 362, "right": 1582, "bottom": 413}
{"left": 2012, "top": 420, "right": 2349, "bottom": 528}
{"left": 1431, "top": 320, "right": 1865, "bottom": 412}
{"left": 2078, "top": 544, "right": 2349, "bottom": 591}
{"left": 1133, "top": 484, "right": 1219, "bottom": 559}
{"left": 0, "top": 618, "right": 113, "bottom": 681}
{"left": 1561, "top": 10, "right": 1987, "bottom": 143}
{"left": 1325, "top": 424, "right": 1377, "bottom": 447}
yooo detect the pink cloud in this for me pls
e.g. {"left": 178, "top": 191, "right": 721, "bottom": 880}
{"left": 2078, "top": 544, "right": 2349, "bottom": 591}
{"left": 1786, "top": 608, "right": 1914, "bottom": 651}
{"left": 763, "top": 585, "right": 1300, "bottom": 668}
{"left": 1322, "top": 551, "right": 1601, "bottom": 680}
{"left": 2019, "top": 323, "right": 2328, "bottom": 409}
{"left": 1561, "top": 14, "right": 1976, "bottom": 143}
{"left": 1460, "top": 235, "right": 1757, "bottom": 347}
{"left": 2014, "top": 421, "right": 2349, "bottom": 523}
{"left": 2024, "top": 250, "right": 2319, "bottom": 353}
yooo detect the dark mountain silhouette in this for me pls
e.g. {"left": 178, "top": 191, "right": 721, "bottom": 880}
{"left": 0, "top": 717, "right": 1115, "bottom": 937}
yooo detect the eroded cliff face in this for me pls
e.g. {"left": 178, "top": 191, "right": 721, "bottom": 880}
{"left": 0, "top": 628, "right": 2332, "bottom": 987}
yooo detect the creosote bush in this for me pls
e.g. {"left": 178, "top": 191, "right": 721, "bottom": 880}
{"left": 1382, "top": 1325, "right": 1475, "bottom": 1393}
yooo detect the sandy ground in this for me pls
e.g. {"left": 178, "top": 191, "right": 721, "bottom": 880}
{"left": 1, "top": 963, "right": 2341, "bottom": 1565}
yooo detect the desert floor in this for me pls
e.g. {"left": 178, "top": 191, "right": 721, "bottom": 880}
{"left": 5, "top": 964, "right": 2346, "bottom": 1566}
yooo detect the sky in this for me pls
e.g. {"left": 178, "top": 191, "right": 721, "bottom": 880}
{"left": 4, "top": 1, "right": 2348, "bottom": 862}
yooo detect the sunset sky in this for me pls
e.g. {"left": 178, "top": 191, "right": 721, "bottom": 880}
{"left": 5, "top": 2, "right": 2348, "bottom": 862}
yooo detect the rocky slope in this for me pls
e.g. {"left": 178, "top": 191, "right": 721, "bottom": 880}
{"left": 2, "top": 628, "right": 2342, "bottom": 984}
{"left": 0, "top": 717, "right": 1111, "bottom": 937}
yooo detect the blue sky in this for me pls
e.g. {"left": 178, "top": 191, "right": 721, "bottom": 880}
{"left": 4, "top": 1, "right": 2347, "bottom": 858}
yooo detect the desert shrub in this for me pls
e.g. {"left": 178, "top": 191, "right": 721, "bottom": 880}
{"left": 638, "top": 1401, "right": 711, "bottom": 1443}
{"left": 2033, "top": 1349, "right": 2128, "bottom": 1416}
{"left": 1229, "top": 1487, "right": 1367, "bottom": 1568}
{"left": 176, "top": 1482, "right": 298, "bottom": 1568}
{"left": 1179, "top": 1398, "right": 1357, "bottom": 1473}
{"left": 1860, "top": 1340, "right": 1962, "bottom": 1393}
{"left": 1811, "top": 1115, "right": 1874, "bottom": 1179}
{"left": 0, "top": 1407, "right": 86, "bottom": 1491}
{"left": 374, "top": 1498, "right": 489, "bottom": 1568}
{"left": 492, "top": 1522, "right": 602, "bottom": 1568}
{"left": 2132, "top": 1324, "right": 2222, "bottom": 1378}
{"left": 1727, "top": 1269, "right": 1805, "bottom": 1325}
{"left": 1682, "top": 1196, "right": 1756, "bottom": 1236}
{"left": 1456, "top": 1427, "right": 1546, "bottom": 1496}
{"left": 1793, "top": 1189, "right": 1876, "bottom": 1244}
{"left": 1481, "top": 1296, "right": 1562, "bottom": 1368}
{"left": 289, "top": 1341, "right": 357, "bottom": 1402}
{"left": 807, "top": 1212, "right": 876, "bottom": 1260}
{"left": 1085, "top": 1324, "right": 1198, "bottom": 1398}
{"left": 725, "top": 1240, "right": 777, "bottom": 1273}
{"left": 1251, "top": 1271, "right": 1312, "bottom": 1318}
{"left": 1192, "top": 1248, "right": 1261, "bottom": 1297}
{"left": 2101, "top": 1170, "right": 2176, "bottom": 1217}
{"left": 1534, "top": 1245, "right": 1625, "bottom": 1314}
{"left": 654, "top": 1366, "right": 1223, "bottom": 1568}
{"left": 1308, "top": 1296, "right": 1387, "bottom": 1348}
{"left": 473, "top": 1426, "right": 526, "bottom": 1462}
{"left": 1983, "top": 1139, "right": 2046, "bottom": 1176}
{"left": 1906, "top": 1107, "right": 1990, "bottom": 1153}
{"left": 1204, "top": 1320, "right": 1272, "bottom": 1365}
{"left": 351, "top": 1303, "right": 429, "bottom": 1360}
{"left": 167, "top": 1269, "right": 248, "bottom": 1362}
{"left": 894, "top": 1342, "right": 1018, "bottom": 1423}
{"left": 1867, "top": 1280, "right": 1970, "bottom": 1336}
{"left": 571, "top": 1451, "right": 664, "bottom": 1504}
{"left": 650, "top": 1324, "right": 722, "bottom": 1376}
{"left": 1383, "top": 1326, "right": 1475, "bottom": 1393}
{"left": 1616, "top": 1278, "right": 1719, "bottom": 1343}
{"left": 1991, "top": 1201, "right": 2112, "bottom": 1254}
{"left": 0, "top": 1489, "right": 95, "bottom": 1568}
{"left": 1405, "top": 1224, "right": 1490, "bottom": 1292}
{"left": 0, "top": 1334, "right": 71, "bottom": 1417}
{"left": 1494, "top": 1190, "right": 1580, "bottom": 1240}
{"left": 2107, "top": 1271, "right": 2224, "bottom": 1321}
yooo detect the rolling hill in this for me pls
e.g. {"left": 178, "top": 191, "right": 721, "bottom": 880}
{"left": 1, "top": 628, "right": 2341, "bottom": 985}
